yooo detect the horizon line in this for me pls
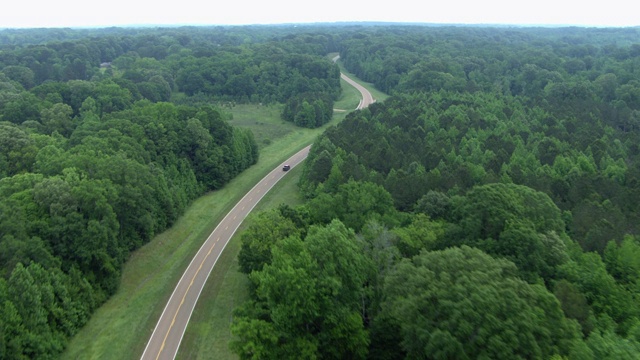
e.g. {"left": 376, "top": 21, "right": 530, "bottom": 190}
{"left": 1, "top": 20, "right": 639, "bottom": 31}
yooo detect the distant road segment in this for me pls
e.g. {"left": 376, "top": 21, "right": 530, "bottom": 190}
{"left": 341, "top": 73, "right": 375, "bottom": 109}
{"left": 333, "top": 54, "right": 376, "bottom": 110}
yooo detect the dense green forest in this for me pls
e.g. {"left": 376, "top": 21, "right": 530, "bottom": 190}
{"left": 3, "top": 23, "right": 640, "bottom": 359}
{"left": 0, "top": 25, "right": 341, "bottom": 359}
{"left": 232, "top": 26, "right": 640, "bottom": 359}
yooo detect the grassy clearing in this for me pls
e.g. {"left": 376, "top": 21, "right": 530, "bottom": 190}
{"left": 225, "top": 103, "right": 293, "bottom": 149}
{"left": 336, "top": 80, "right": 362, "bottom": 112}
{"left": 61, "top": 68, "right": 380, "bottom": 360}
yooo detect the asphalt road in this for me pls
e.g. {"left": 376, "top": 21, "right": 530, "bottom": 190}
{"left": 341, "top": 73, "right": 375, "bottom": 110}
{"left": 140, "top": 70, "right": 374, "bottom": 360}
{"left": 333, "top": 54, "right": 375, "bottom": 110}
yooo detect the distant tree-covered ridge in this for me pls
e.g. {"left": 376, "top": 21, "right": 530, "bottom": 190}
{"left": 233, "top": 25, "right": 640, "bottom": 359}
{"left": 0, "top": 26, "right": 342, "bottom": 126}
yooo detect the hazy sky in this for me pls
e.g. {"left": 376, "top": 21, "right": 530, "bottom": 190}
{"left": 1, "top": 0, "right": 638, "bottom": 28}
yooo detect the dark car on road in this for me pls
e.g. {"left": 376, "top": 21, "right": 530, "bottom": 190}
{"left": 282, "top": 164, "right": 291, "bottom": 171}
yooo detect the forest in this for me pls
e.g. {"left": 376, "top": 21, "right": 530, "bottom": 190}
{"left": 2, "top": 23, "right": 640, "bottom": 359}
{"left": 0, "top": 25, "right": 341, "bottom": 359}
{"left": 232, "top": 26, "right": 640, "bottom": 359}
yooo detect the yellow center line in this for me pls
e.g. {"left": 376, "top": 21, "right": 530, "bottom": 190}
{"left": 149, "top": 145, "right": 311, "bottom": 359}
{"left": 155, "top": 238, "right": 219, "bottom": 360}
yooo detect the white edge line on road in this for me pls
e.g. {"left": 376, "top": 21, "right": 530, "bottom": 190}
{"left": 141, "top": 145, "right": 309, "bottom": 360}
{"left": 169, "top": 145, "right": 310, "bottom": 359}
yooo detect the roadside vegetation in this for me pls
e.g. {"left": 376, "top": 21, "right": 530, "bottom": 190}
{"left": 59, "top": 67, "right": 370, "bottom": 359}
{"left": 176, "top": 74, "right": 372, "bottom": 359}
{"left": 3, "top": 24, "right": 640, "bottom": 360}
{"left": 59, "top": 105, "right": 317, "bottom": 360}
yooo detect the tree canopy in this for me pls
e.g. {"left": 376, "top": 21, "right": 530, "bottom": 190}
{"left": 3, "top": 23, "right": 640, "bottom": 359}
{"left": 379, "top": 246, "right": 584, "bottom": 359}
{"left": 234, "top": 24, "right": 640, "bottom": 359}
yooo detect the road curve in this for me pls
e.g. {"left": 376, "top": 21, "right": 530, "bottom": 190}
{"left": 341, "top": 73, "right": 375, "bottom": 110}
{"left": 141, "top": 67, "right": 373, "bottom": 360}
{"left": 333, "top": 54, "right": 375, "bottom": 110}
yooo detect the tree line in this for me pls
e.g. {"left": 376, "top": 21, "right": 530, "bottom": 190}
{"left": 232, "top": 25, "right": 640, "bottom": 359}
{"left": 0, "top": 99, "right": 258, "bottom": 358}
{"left": 0, "top": 26, "right": 342, "bottom": 126}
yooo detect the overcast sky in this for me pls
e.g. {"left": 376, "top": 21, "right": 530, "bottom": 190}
{"left": 1, "top": 0, "right": 638, "bottom": 28}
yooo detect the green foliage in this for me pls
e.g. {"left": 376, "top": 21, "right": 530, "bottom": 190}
{"left": 356, "top": 221, "right": 401, "bottom": 322}
{"left": 306, "top": 180, "right": 399, "bottom": 232}
{"left": 0, "top": 27, "right": 314, "bottom": 358}
{"left": 237, "top": 209, "right": 301, "bottom": 274}
{"left": 0, "top": 122, "right": 38, "bottom": 177}
{"left": 232, "top": 220, "right": 370, "bottom": 359}
{"left": 455, "top": 183, "right": 565, "bottom": 240}
{"left": 4, "top": 24, "right": 640, "bottom": 359}
{"left": 604, "top": 235, "right": 640, "bottom": 286}
{"left": 558, "top": 251, "right": 639, "bottom": 335}
{"left": 585, "top": 329, "right": 640, "bottom": 359}
{"left": 449, "top": 183, "right": 570, "bottom": 282}
{"left": 282, "top": 93, "right": 335, "bottom": 128}
{"left": 0, "top": 97, "right": 261, "bottom": 356}
{"left": 234, "top": 24, "right": 640, "bottom": 359}
{"left": 414, "top": 190, "right": 452, "bottom": 220}
{"left": 378, "top": 246, "right": 584, "bottom": 359}
{"left": 303, "top": 86, "right": 640, "bottom": 250}
{"left": 553, "top": 279, "right": 594, "bottom": 336}
{"left": 391, "top": 213, "right": 443, "bottom": 258}
{"left": 0, "top": 263, "right": 93, "bottom": 359}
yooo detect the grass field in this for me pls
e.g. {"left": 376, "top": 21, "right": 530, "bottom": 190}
{"left": 60, "top": 65, "right": 380, "bottom": 360}
{"left": 224, "top": 103, "right": 292, "bottom": 149}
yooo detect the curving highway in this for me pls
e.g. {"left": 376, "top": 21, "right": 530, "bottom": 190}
{"left": 341, "top": 73, "right": 375, "bottom": 110}
{"left": 140, "top": 68, "right": 374, "bottom": 360}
